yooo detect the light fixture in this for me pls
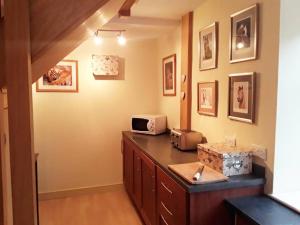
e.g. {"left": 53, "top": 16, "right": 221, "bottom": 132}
{"left": 94, "top": 32, "right": 103, "bottom": 45}
{"left": 93, "top": 29, "right": 127, "bottom": 46}
{"left": 117, "top": 32, "right": 127, "bottom": 46}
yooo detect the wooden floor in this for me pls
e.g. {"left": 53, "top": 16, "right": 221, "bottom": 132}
{"left": 39, "top": 189, "right": 143, "bottom": 225}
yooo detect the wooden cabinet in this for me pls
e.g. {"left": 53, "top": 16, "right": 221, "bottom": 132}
{"left": 123, "top": 139, "right": 133, "bottom": 195}
{"left": 122, "top": 134, "right": 263, "bottom": 225}
{"left": 157, "top": 167, "right": 187, "bottom": 225}
{"left": 123, "top": 138, "right": 156, "bottom": 225}
{"left": 235, "top": 214, "right": 255, "bottom": 225}
{"left": 140, "top": 153, "right": 156, "bottom": 225}
{"left": 133, "top": 151, "right": 142, "bottom": 208}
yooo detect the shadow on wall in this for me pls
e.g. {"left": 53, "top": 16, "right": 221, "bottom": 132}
{"left": 93, "top": 57, "right": 125, "bottom": 81}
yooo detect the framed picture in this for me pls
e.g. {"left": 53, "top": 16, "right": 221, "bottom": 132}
{"left": 197, "top": 81, "right": 218, "bottom": 117}
{"left": 199, "top": 22, "right": 218, "bottom": 71}
{"left": 163, "top": 54, "right": 176, "bottom": 96}
{"left": 36, "top": 60, "right": 78, "bottom": 93}
{"left": 91, "top": 55, "right": 119, "bottom": 76}
{"left": 230, "top": 4, "right": 258, "bottom": 63}
{"left": 228, "top": 72, "right": 256, "bottom": 123}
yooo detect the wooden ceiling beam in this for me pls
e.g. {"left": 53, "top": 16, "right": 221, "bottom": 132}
{"left": 118, "top": 0, "right": 136, "bottom": 17}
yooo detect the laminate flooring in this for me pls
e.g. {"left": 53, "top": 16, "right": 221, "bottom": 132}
{"left": 39, "top": 189, "right": 143, "bottom": 225}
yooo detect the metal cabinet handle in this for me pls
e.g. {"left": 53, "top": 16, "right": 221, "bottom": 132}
{"left": 161, "top": 201, "right": 173, "bottom": 216}
{"left": 161, "top": 215, "right": 169, "bottom": 225}
{"left": 161, "top": 182, "right": 172, "bottom": 194}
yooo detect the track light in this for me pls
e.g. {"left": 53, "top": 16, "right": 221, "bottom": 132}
{"left": 117, "top": 33, "right": 127, "bottom": 46}
{"left": 94, "top": 33, "right": 103, "bottom": 45}
{"left": 93, "top": 29, "right": 127, "bottom": 46}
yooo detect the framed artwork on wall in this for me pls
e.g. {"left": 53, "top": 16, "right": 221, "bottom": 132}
{"left": 91, "top": 55, "right": 119, "bottom": 76}
{"left": 199, "top": 22, "right": 218, "bottom": 71}
{"left": 36, "top": 60, "right": 78, "bottom": 93}
{"left": 230, "top": 4, "right": 258, "bottom": 63}
{"left": 228, "top": 72, "right": 256, "bottom": 123}
{"left": 163, "top": 54, "right": 176, "bottom": 96}
{"left": 197, "top": 81, "right": 218, "bottom": 117}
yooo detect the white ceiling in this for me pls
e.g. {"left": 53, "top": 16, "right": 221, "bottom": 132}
{"left": 131, "top": 0, "right": 204, "bottom": 19}
{"left": 102, "top": 0, "right": 205, "bottom": 40}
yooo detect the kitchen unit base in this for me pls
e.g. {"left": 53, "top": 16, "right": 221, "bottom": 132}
{"left": 122, "top": 131, "right": 265, "bottom": 225}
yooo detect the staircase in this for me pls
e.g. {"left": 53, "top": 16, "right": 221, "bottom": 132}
{"left": 29, "top": 0, "right": 126, "bottom": 82}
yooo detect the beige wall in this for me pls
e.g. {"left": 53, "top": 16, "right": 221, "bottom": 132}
{"left": 33, "top": 38, "right": 159, "bottom": 193}
{"left": 157, "top": 26, "right": 181, "bottom": 129}
{"left": 158, "top": 0, "right": 280, "bottom": 193}
{"left": 33, "top": 0, "right": 280, "bottom": 194}
{"left": 0, "top": 91, "right": 13, "bottom": 225}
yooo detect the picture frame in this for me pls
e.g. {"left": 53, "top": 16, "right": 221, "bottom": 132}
{"left": 228, "top": 72, "right": 256, "bottom": 123}
{"left": 163, "top": 54, "right": 176, "bottom": 96}
{"left": 199, "top": 22, "right": 218, "bottom": 71}
{"left": 91, "top": 55, "right": 119, "bottom": 76}
{"left": 230, "top": 4, "right": 258, "bottom": 63}
{"left": 197, "top": 81, "right": 218, "bottom": 117}
{"left": 36, "top": 60, "right": 79, "bottom": 93}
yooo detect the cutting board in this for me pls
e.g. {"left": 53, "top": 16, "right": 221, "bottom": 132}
{"left": 168, "top": 162, "right": 228, "bottom": 185}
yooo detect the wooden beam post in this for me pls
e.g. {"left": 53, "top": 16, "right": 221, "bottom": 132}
{"left": 0, "top": 18, "right": 4, "bottom": 87}
{"left": 118, "top": 0, "right": 136, "bottom": 17}
{"left": 180, "top": 12, "right": 193, "bottom": 130}
{"left": 4, "top": 0, "right": 37, "bottom": 224}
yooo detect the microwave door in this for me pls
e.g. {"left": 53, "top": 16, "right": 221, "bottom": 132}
{"left": 132, "top": 118, "right": 149, "bottom": 131}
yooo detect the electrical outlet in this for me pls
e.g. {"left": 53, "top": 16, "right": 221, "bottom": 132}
{"left": 225, "top": 135, "right": 236, "bottom": 147}
{"left": 251, "top": 144, "right": 267, "bottom": 160}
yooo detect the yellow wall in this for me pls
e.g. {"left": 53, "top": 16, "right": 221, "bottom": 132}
{"left": 0, "top": 91, "right": 13, "bottom": 225}
{"left": 33, "top": 0, "right": 280, "bottom": 193}
{"left": 157, "top": 26, "right": 181, "bottom": 129}
{"left": 158, "top": 0, "right": 280, "bottom": 192}
{"left": 32, "top": 38, "right": 159, "bottom": 193}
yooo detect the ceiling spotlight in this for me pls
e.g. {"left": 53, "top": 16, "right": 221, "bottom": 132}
{"left": 117, "top": 33, "right": 127, "bottom": 46}
{"left": 94, "top": 33, "right": 103, "bottom": 45}
{"left": 93, "top": 29, "right": 127, "bottom": 46}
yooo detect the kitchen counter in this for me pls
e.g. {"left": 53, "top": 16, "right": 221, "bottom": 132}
{"left": 225, "top": 195, "right": 300, "bottom": 225}
{"left": 123, "top": 131, "right": 265, "bottom": 193}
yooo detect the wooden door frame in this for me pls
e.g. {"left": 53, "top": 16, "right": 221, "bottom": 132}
{"left": 4, "top": 0, "right": 37, "bottom": 224}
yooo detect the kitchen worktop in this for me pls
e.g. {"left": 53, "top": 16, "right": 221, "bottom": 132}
{"left": 123, "top": 131, "right": 265, "bottom": 193}
{"left": 226, "top": 195, "right": 300, "bottom": 225}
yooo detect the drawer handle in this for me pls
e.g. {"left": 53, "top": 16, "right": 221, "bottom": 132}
{"left": 161, "top": 201, "right": 173, "bottom": 216}
{"left": 161, "top": 182, "right": 173, "bottom": 194}
{"left": 161, "top": 215, "right": 169, "bottom": 225}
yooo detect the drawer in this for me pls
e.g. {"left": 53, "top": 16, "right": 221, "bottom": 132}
{"left": 157, "top": 167, "right": 187, "bottom": 225}
{"left": 159, "top": 201, "right": 175, "bottom": 225}
{"left": 159, "top": 214, "right": 170, "bottom": 225}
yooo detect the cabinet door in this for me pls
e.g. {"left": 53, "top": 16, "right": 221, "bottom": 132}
{"left": 140, "top": 153, "right": 156, "bottom": 225}
{"left": 133, "top": 150, "right": 142, "bottom": 208}
{"left": 123, "top": 140, "right": 134, "bottom": 196}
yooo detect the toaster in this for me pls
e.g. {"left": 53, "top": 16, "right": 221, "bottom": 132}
{"left": 170, "top": 129, "right": 203, "bottom": 151}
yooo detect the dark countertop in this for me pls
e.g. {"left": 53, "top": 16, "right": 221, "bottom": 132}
{"left": 226, "top": 195, "right": 300, "bottom": 225}
{"left": 123, "top": 131, "right": 265, "bottom": 193}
